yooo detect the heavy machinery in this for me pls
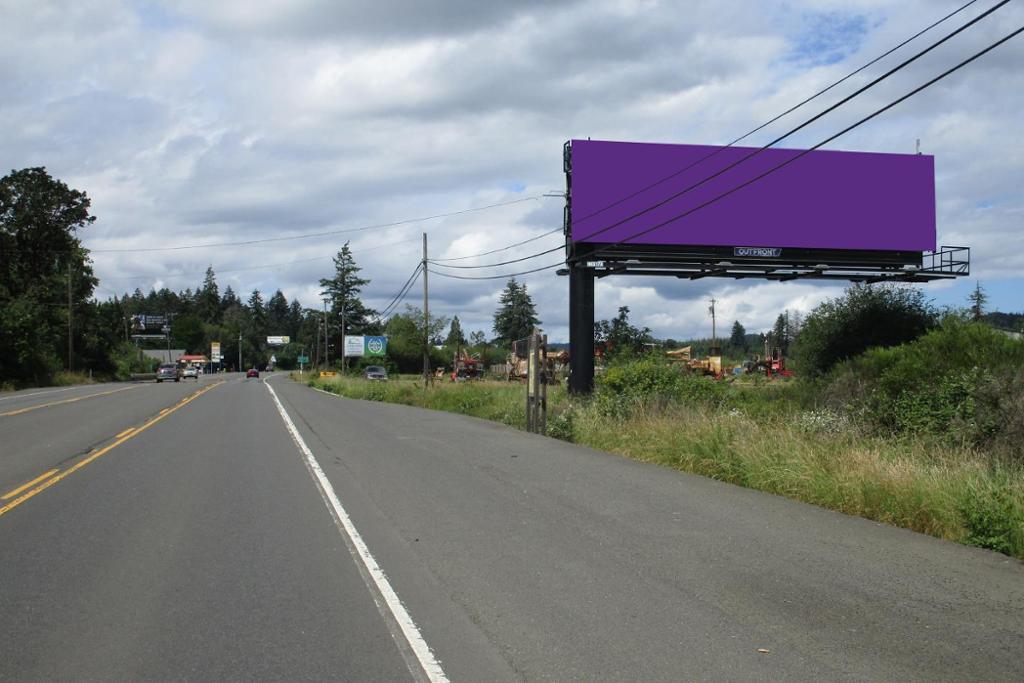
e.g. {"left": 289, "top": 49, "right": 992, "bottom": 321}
{"left": 505, "top": 339, "right": 560, "bottom": 383}
{"left": 666, "top": 345, "right": 724, "bottom": 378}
{"left": 451, "top": 348, "right": 484, "bottom": 381}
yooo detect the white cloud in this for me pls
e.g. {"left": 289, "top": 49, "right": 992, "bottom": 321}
{"left": 2, "top": 0, "right": 1022, "bottom": 340}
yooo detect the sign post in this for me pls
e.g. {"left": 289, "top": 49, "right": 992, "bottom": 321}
{"left": 525, "top": 329, "right": 547, "bottom": 434}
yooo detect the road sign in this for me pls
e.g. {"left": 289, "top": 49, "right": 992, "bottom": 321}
{"left": 297, "top": 355, "right": 309, "bottom": 364}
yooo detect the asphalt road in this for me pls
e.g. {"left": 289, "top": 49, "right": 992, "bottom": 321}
{"left": 1, "top": 373, "right": 1021, "bottom": 681}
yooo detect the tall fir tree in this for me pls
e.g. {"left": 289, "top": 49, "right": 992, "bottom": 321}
{"left": 319, "top": 242, "right": 375, "bottom": 335}
{"left": 492, "top": 278, "right": 540, "bottom": 344}
{"left": 196, "top": 266, "right": 221, "bottom": 324}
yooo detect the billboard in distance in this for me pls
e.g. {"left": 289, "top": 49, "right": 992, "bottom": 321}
{"left": 569, "top": 139, "right": 936, "bottom": 252}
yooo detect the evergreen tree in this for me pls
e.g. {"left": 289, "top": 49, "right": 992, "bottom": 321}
{"left": 594, "top": 306, "right": 652, "bottom": 354}
{"left": 492, "top": 278, "right": 540, "bottom": 344}
{"left": 968, "top": 281, "right": 987, "bottom": 321}
{"left": 266, "top": 290, "right": 290, "bottom": 336}
{"left": 729, "top": 320, "right": 747, "bottom": 352}
{"left": 220, "top": 285, "right": 241, "bottom": 315}
{"left": 287, "top": 299, "right": 303, "bottom": 338}
{"left": 319, "top": 242, "right": 375, "bottom": 340}
{"left": 196, "top": 266, "right": 220, "bottom": 324}
{"left": 445, "top": 315, "right": 467, "bottom": 347}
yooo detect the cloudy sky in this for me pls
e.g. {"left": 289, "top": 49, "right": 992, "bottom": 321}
{"left": 2, "top": 0, "right": 1021, "bottom": 341}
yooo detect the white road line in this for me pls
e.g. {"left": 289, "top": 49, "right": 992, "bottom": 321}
{"left": 264, "top": 382, "right": 449, "bottom": 683}
{"left": 0, "top": 385, "right": 99, "bottom": 402}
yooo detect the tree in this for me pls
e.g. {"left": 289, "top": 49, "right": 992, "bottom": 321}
{"left": 729, "top": 320, "right": 747, "bottom": 353}
{"left": 492, "top": 278, "right": 540, "bottom": 344}
{"left": 793, "top": 284, "right": 936, "bottom": 376}
{"left": 594, "top": 306, "right": 652, "bottom": 355}
{"left": 445, "top": 316, "right": 467, "bottom": 347}
{"left": 266, "top": 290, "right": 289, "bottom": 336}
{"left": 319, "top": 243, "right": 374, "bottom": 331}
{"left": 968, "top": 281, "right": 987, "bottom": 321}
{"left": 468, "top": 330, "right": 487, "bottom": 347}
{"left": 0, "top": 167, "right": 98, "bottom": 383}
{"left": 196, "top": 266, "right": 220, "bottom": 324}
{"left": 384, "top": 305, "right": 449, "bottom": 373}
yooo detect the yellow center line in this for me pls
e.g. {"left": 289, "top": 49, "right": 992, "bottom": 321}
{"left": 1, "top": 469, "right": 59, "bottom": 501}
{"left": 0, "top": 381, "right": 223, "bottom": 518}
{"left": 116, "top": 428, "right": 134, "bottom": 438}
{"left": 0, "top": 385, "right": 140, "bottom": 418}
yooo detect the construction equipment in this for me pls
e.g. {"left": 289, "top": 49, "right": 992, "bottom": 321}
{"left": 451, "top": 348, "right": 484, "bottom": 381}
{"left": 506, "top": 339, "right": 558, "bottom": 383}
{"left": 666, "top": 345, "right": 724, "bottom": 378}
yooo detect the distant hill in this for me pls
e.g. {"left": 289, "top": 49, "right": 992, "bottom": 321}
{"left": 983, "top": 311, "right": 1024, "bottom": 333}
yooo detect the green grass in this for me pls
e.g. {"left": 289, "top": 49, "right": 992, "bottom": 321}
{"left": 303, "top": 373, "right": 1024, "bottom": 560}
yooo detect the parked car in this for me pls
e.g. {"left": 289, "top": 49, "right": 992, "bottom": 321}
{"left": 156, "top": 363, "right": 181, "bottom": 383}
{"left": 246, "top": 368, "right": 259, "bottom": 379}
{"left": 363, "top": 365, "right": 388, "bottom": 381}
{"left": 183, "top": 366, "right": 199, "bottom": 380}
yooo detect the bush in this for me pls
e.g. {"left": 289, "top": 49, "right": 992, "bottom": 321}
{"left": 793, "top": 284, "right": 936, "bottom": 376}
{"left": 599, "top": 356, "right": 728, "bottom": 407}
{"left": 824, "top": 318, "right": 1024, "bottom": 452}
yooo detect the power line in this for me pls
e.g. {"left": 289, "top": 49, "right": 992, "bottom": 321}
{"left": 6, "top": 196, "right": 544, "bottom": 255}
{"left": 96, "top": 236, "right": 420, "bottom": 283}
{"left": 595, "top": 23, "right": 1024, "bottom": 252}
{"left": 569, "top": 0, "right": 1009, "bottom": 255}
{"left": 570, "top": 0, "right": 984, "bottom": 230}
{"left": 428, "top": 244, "right": 563, "bottom": 269}
{"left": 429, "top": 227, "right": 563, "bottom": 262}
{"left": 427, "top": 262, "right": 563, "bottom": 280}
{"left": 373, "top": 264, "right": 423, "bottom": 322}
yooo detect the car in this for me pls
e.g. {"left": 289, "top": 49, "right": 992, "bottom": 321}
{"left": 156, "top": 363, "right": 181, "bottom": 383}
{"left": 246, "top": 368, "right": 259, "bottom": 379}
{"left": 363, "top": 365, "right": 388, "bottom": 381}
{"left": 183, "top": 366, "right": 199, "bottom": 380}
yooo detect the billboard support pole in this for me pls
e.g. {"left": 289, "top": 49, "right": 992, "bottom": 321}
{"left": 568, "top": 264, "right": 594, "bottom": 395}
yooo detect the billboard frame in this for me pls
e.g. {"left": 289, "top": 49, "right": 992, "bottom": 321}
{"left": 561, "top": 140, "right": 970, "bottom": 394}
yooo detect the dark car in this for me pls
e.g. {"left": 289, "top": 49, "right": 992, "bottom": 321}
{"left": 156, "top": 363, "right": 181, "bottom": 383}
{"left": 363, "top": 365, "right": 388, "bottom": 381}
{"left": 246, "top": 368, "right": 259, "bottom": 379}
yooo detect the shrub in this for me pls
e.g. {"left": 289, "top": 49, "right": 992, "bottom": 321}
{"left": 824, "top": 318, "right": 1024, "bottom": 451}
{"left": 793, "top": 284, "right": 936, "bottom": 376}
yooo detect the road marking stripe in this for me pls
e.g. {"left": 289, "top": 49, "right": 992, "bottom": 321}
{"left": 0, "top": 382, "right": 223, "bottom": 518}
{"left": 1, "top": 469, "right": 59, "bottom": 500}
{"left": 264, "top": 382, "right": 449, "bottom": 683}
{"left": 116, "top": 428, "right": 134, "bottom": 438}
{"left": 0, "top": 385, "right": 85, "bottom": 402}
{"left": 0, "top": 385, "right": 139, "bottom": 417}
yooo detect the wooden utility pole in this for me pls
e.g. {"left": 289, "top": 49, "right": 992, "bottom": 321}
{"left": 709, "top": 298, "right": 717, "bottom": 345}
{"left": 67, "top": 260, "right": 73, "bottom": 372}
{"left": 422, "top": 232, "right": 431, "bottom": 385}
{"left": 323, "top": 299, "right": 329, "bottom": 368}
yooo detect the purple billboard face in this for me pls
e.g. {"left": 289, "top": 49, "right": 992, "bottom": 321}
{"left": 570, "top": 139, "right": 936, "bottom": 252}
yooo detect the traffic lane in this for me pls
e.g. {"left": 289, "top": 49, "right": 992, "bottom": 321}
{"left": 0, "top": 378, "right": 207, "bottom": 498}
{"left": 0, "top": 381, "right": 143, "bottom": 415}
{"left": 0, "top": 378, "right": 412, "bottom": 682}
{"left": 274, "top": 379, "right": 1024, "bottom": 682}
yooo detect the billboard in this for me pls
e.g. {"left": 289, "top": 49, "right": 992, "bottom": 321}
{"left": 266, "top": 335, "right": 290, "bottom": 346}
{"left": 210, "top": 341, "right": 221, "bottom": 361}
{"left": 569, "top": 139, "right": 936, "bottom": 252}
{"left": 343, "top": 336, "right": 387, "bottom": 358}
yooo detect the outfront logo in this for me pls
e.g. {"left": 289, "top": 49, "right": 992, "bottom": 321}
{"left": 734, "top": 247, "right": 782, "bottom": 258}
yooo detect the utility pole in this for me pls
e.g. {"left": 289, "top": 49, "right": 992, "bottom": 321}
{"left": 422, "top": 232, "right": 431, "bottom": 385}
{"left": 237, "top": 332, "right": 242, "bottom": 372}
{"left": 67, "top": 260, "right": 73, "bottom": 372}
{"left": 323, "top": 299, "right": 329, "bottom": 368}
{"left": 709, "top": 298, "right": 717, "bottom": 345}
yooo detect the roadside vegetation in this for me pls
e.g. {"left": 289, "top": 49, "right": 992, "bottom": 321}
{"left": 306, "top": 287, "right": 1024, "bottom": 561}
